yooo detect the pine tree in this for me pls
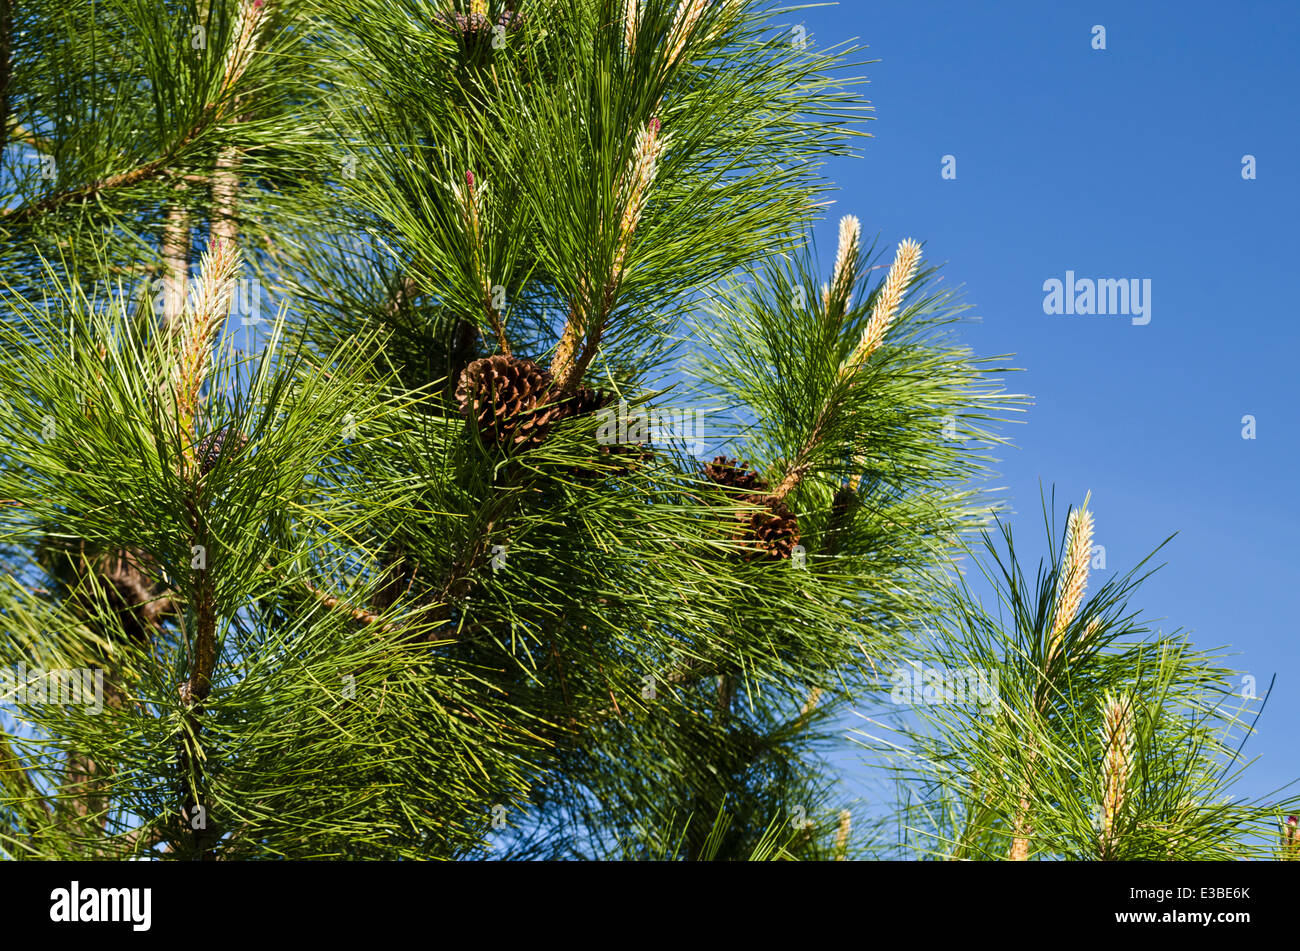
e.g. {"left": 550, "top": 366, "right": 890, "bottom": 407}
{"left": 868, "top": 491, "right": 1300, "bottom": 861}
{"left": 6, "top": 0, "right": 1285, "bottom": 865}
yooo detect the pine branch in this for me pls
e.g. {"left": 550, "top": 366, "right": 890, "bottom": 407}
{"left": 1010, "top": 499, "right": 1094, "bottom": 859}
{"left": 769, "top": 221, "right": 910, "bottom": 503}
{"left": 551, "top": 118, "right": 665, "bottom": 392}
{"left": 161, "top": 233, "right": 249, "bottom": 859}
{"left": 0, "top": 116, "right": 215, "bottom": 224}
{"left": 300, "top": 573, "right": 399, "bottom": 636}
{"left": 1, "top": 0, "right": 268, "bottom": 227}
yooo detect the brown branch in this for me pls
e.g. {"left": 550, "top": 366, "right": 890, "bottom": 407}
{"left": 0, "top": 106, "right": 218, "bottom": 224}
{"left": 183, "top": 500, "right": 218, "bottom": 706}
{"left": 550, "top": 296, "right": 587, "bottom": 392}
{"left": 771, "top": 402, "right": 831, "bottom": 502}
{"left": 300, "top": 574, "right": 404, "bottom": 636}
{"left": 558, "top": 276, "right": 620, "bottom": 394}
{"left": 176, "top": 496, "right": 218, "bottom": 858}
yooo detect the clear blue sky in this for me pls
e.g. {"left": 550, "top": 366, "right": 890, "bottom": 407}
{"left": 798, "top": 0, "right": 1299, "bottom": 804}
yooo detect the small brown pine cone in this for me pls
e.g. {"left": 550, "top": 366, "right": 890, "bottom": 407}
{"left": 435, "top": 11, "right": 491, "bottom": 36}
{"left": 702, "top": 456, "right": 769, "bottom": 495}
{"left": 741, "top": 497, "right": 801, "bottom": 561}
{"left": 496, "top": 10, "right": 527, "bottom": 32}
{"left": 561, "top": 385, "right": 612, "bottom": 419}
{"left": 456, "top": 355, "right": 569, "bottom": 449}
{"left": 197, "top": 428, "right": 249, "bottom": 476}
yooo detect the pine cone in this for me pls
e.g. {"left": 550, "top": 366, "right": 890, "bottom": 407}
{"left": 741, "top": 497, "right": 801, "bottom": 561}
{"left": 496, "top": 10, "right": 527, "bottom": 31}
{"left": 456, "top": 355, "right": 569, "bottom": 449}
{"left": 700, "top": 457, "right": 801, "bottom": 558}
{"left": 702, "top": 456, "right": 769, "bottom": 495}
{"left": 562, "top": 385, "right": 612, "bottom": 419}
{"left": 435, "top": 10, "right": 491, "bottom": 36}
{"left": 197, "top": 427, "right": 249, "bottom": 476}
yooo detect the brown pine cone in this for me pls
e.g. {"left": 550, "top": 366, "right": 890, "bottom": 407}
{"left": 456, "top": 355, "right": 570, "bottom": 449}
{"left": 740, "top": 496, "right": 802, "bottom": 561}
{"left": 496, "top": 10, "right": 526, "bottom": 31}
{"left": 435, "top": 10, "right": 491, "bottom": 36}
{"left": 197, "top": 427, "right": 249, "bottom": 476}
{"left": 561, "top": 385, "right": 612, "bottom": 419}
{"left": 702, "top": 456, "right": 769, "bottom": 495}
